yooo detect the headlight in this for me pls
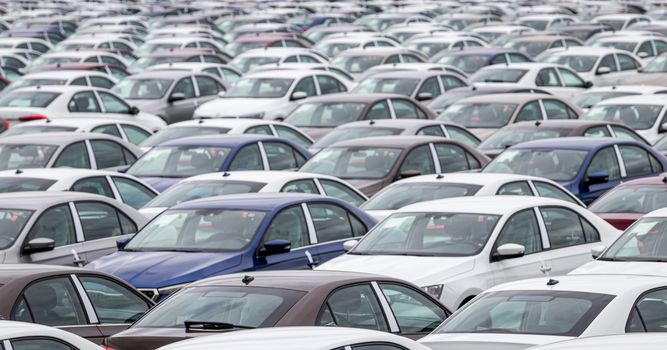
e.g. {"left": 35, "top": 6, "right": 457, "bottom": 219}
{"left": 422, "top": 284, "right": 444, "bottom": 299}
{"left": 157, "top": 283, "right": 190, "bottom": 296}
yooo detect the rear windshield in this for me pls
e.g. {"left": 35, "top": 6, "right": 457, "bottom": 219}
{"left": 2, "top": 126, "right": 78, "bottom": 137}
{"left": 0, "top": 177, "right": 56, "bottom": 192}
{"left": 0, "top": 91, "right": 60, "bottom": 108}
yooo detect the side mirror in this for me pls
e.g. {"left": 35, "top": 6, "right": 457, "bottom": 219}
{"left": 217, "top": 90, "right": 226, "bottom": 98}
{"left": 660, "top": 122, "right": 667, "bottom": 133}
{"left": 343, "top": 239, "right": 358, "bottom": 252}
{"left": 596, "top": 66, "right": 611, "bottom": 75}
{"left": 637, "top": 52, "right": 649, "bottom": 59}
{"left": 591, "top": 244, "right": 606, "bottom": 259}
{"left": 584, "top": 81, "right": 593, "bottom": 88}
{"left": 416, "top": 92, "right": 433, "bottom": 101}
{"left": 290, "top": 91, "right": 308, "bottom": 101}
{"left": 637, "top": 67, "right": 644, "bottom": 72}
{"left": 494, "top": 243, "right": 525, "bottom": 261}
{"left": 129, "top": 106, "right": 140, "bottom": 115}
{"left": 586, "top": 171, "right": 609, "bottom": 186}
{"left": 23, "top": 238, "right": 55, "bottom": 254}
{"left": 117, "top": 237, "right": 132, "bottom": 250}
{"left": 399, "top": 170, "right": 421, "bottom": 179}
{"left": 168, "top": 92, "right": 186, "bottom": 103}
{"left": 260, "top": 239, "right": 291, "bottom": 256}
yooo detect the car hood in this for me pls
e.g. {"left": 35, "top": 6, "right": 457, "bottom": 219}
{"left": 344, "top": 178, "right": 386, "bottom": 197}
{"left": 194, "top": 98, "right": 282, "bottom": 118}
{"left": 419, "top": 333, "right": 571, "bottom": 350}
{"left": 297, "top": 127, "right": 333, "bottom": 141}
{"left": 87, "top": 250, "right": 243, "bottom": 288}
{"left": 317, "top": 253, "right": 475, "bottom": 286}
{"left": 138, "top": 177, "right": 182, "bottom": 192}
{"left": 570, "top": 260, "right": 667, "bottom": 276}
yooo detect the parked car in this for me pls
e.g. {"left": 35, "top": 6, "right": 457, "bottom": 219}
{"left": 229, "top": 48, "right": 328, "bottom": 73}
{"left": 431, "top": 48, "right": 532, "bottom": 75}
{"left": 593, "top": 35, "right": 667, "bottom": 62}
{"left": 572, "top": 85, "right": 667, "bottom": 110}
{"left": 528, "top": 334, "right": 667, "bottom": 350}
{"left": 543, "top": 47, "right": 643, "bottom": 87}
{"left": 352, "top": 70, "right": 469, "bottom": 102}
{"left": 128, "top": 49, "right": 228, "bottom": 74}
{"left": 2, "top": 70, "right": 117, "bottom": 96}
{"left": 0, "top": 320, "right": 103, "bottom": 349}
{"left": 146, "top": 62, "right": 242, "bottom": 84}
{"left": 331, "top": 48, "right": 428, "bottom": 79}
{"left": 504, "top": 35, "right": 583, "bottom": 58}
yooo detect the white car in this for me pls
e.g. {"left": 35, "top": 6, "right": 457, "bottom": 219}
{"left": 0, "top": 320, "right": 101, "bottom": 350}
{"left": 528, "top": 334, "right": 667, "bottom": 350}
{"left": 0, "top": 37, "right": 52, "bottom": 54}
{"left": 140, "top": 170, "right": 367, "bottom": 219}
{"left": 593, "top": 35, "right": 667, "bottom": 62}
{"left": 592, "top": 13, "right": 652, "bottom": 31}
{"left": 2, "top": 70, "right": 118, "bottom": 95}
{"left": 404, "top": 35, "right": 488, "bottom": 58}
{"left": 52, "top": 36, "right": 137, "bottom": 53}
{"left": 572, "top": 85, "right": 667, "bottom": 110}
{"left": 135, "top": 36, "right": 226, "bottom": 58}
{"left": 318, "top": 196, "right": 619, "bottom": 311}
{"left": 516, "top": 14, "right": 578, "bottom": 30}
{"left": 158, "top": 327, "right": 430, "bottom": 350}
{"left": 193, "top": 70, "right": 350, "bottom": 120}
{"left": 419, "top": 274, "right": 667, "bottom": 350}
{"left": 0, "top": 168, "right": 158, "bottom": 209}
{"left": 229, "top": 48, "right": 329, "bottom": 73}
{"left": 362, "top": 173, "right": 584, "bottom": 221}
{"left": 471, "top": 63, "right": 592, "bottom": 100}
{"left": 542, "top": 47, "right": 643, "bottom": 87}
{"left": 146, "top": 62, "right": 243, "bottom": 84}
{"left": 314, "top": 36, "right": 399, "bottom": 58}
{"left": 0, "top": 86, "right": 166, "bottom": 131}
{"left": 27, "top": 50, "right": 129, "bottom": 72}
{"left": 581, "top": 95, "right": 667, "bottom": 143}
{"left": 571, "top": 207, "right": 667, "bottom": 276}
{"left": 470, "top": 24, "right": 535, "bottom": 43}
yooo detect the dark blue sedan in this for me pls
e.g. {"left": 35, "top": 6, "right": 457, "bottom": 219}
{"left": 86, "top": 193, "right": 377, "bottom": 301}
{"left": 431, "top": 48, "right": 533, "bottom": 75}
{"left": 482, "top": 137, "right": 667, "bottom": 205}
{"left": 126, "top": 134, "right": 312, "bottom": 191}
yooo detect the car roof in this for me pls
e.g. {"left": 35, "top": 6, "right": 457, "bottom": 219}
{"left": 398, "top": 195, "right": 573, "bottom": 215}
{"left": 586, "top": 85, "right": 667, "bottom": 93}
{"left": 171, "top": 192, "right": 326, "bottom": 211}
{"left": 158, "top": 134, "right": 285, "bottom": 147}
{"left": 124, "top": 70, "right": 194, "bottom": 79}
{"left": 237, "top": 47, "right": 314, "bottom": 57}
{"left": 596, "top": 35, "right": 660, "bottom": 42}
{"left": 550, "top": 46, "right": 629, "bottom": 56}
{"left": 507, "top": 120, "right": 610, "bottom": 129}
{"left": 243, "top": 69, "right": 320, "bottom": 79}
{"left": 365, "top": 70, "right": 457, "bottom": 79}
{"left": 169, "top": 119, "right": 285, "bottom": 129}
{"left": 0, "top": 191, "right": 116, "bottom": 211}
{"left": 511, "top": 136, "right": 633, "bottom": 150}
{"left": 335, "top": 47, "right": 415, "bottom": 57}
{"left": 10, "top": 85, "right": 97, "bottom": 93}
{"left": 483, "top": 62, "right": 560, "bottom": 70}
{"left": 489, "top": 274, "right": 667, "bottom": 295}
{"left": 328, "top": 135, "right": 448, "bottom": 148}
{"left": 438, "top": 47, "right": 524, "bottom": 56}
{"left": 336, "top": 119, "right": 452, "bottom": 129}
{"left": 178, "top": 171, "right": 344, "bottom": 184}
{"left": 296, "top": 92, "right": 405, "bottom": 104}
{"left": 511, "top": 35, "right": 575, "bottom": 42}
{"left": 0, "top": 168, "right": 133, "bottom": 181}
{"left": 18, "top": 70, "right": 108, "bottom": 79}
{"left": 0, "top": 132, "right": 126, "bottom": 145}
{"left": 529, "top": 334, "right": 667, "bottom": 350}
{"left": 390, "top": 172, "right": 558, "bottom": 186}
{"left": 15, "top": 117, "right": 147, "bottom": 129}
{"left": 597, "top": 94, "right": 667, "bottom": 105}
{"left": 456, "top": 93, "right": 552, "bottom": 104}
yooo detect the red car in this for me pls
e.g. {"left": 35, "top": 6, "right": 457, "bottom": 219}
{"left": 589, "top": 175, "right": 667, "bottom": 230}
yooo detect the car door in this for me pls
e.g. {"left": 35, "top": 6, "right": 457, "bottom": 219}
{"left": 51, "top": 141, "right": 91, "bottom": 169}
{"left": 317, "top": 178, "right": 368, "bottom": 207}
{"left": 110, "top": 176, "right": 157, "bottom": 209}
{"left": 228, "top": 143, "right": 264, "bottom": 171}
{"left": 272, "top": 124, "right": 313, "bottom": 148}
{"left": 365, "top": 100, "right": 392, "bottom": 120}
{"left": 433, "top": 143, "right": 481, "bottom": 173}
{"left": 255, "top": 204, "right": 315, "bottom": 270}
{"left": 261, "top": 141, "right": 307, "bottom": 170}
{"left": 70, "top": 176, "right": 115, "bottom": 199}
{"left": 593, "top": 54, "right": 620, "bottom": 86}
{"left": 316, "top": 283, "right": 391, "bottom": 332}
{"left": 307, "top": 202, "right": 368, "bottom": 263}
{"left": 21, "top": 203, "right": 83, "bottom": 265}
{"left": 581, "top": 146, "right": 622, "bottom": 204}
{"left": 542, "top": 99, "right": 578, "bottom": 120}
{"left": 76, "top": 201, "right": 138, "bottom": 263}
{"left": 614, "top": 53, "right": 642, "bottom": 85}
{"left": 194, "top": 75, "right": 225, "bottom": 107}
{"left": 89, "top": 139, "right": 136, "bottom": 170}
{"left": 119, "top": 124, "right": 152, "bottom": 145}
{"left": 67, "top": 90, "right": 102, "bottom": 115}
{"left": 8, "top": 337, "right": 81, "bottom": 349}
{"left": 397, "top": 144, "right": 436, "bottom": 179}
{"left": 165, "top": 77, "right": 197, "bottom": 123}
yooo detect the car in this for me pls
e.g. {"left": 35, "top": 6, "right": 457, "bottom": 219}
{"left": 593, "top": 13, "right": 653, "bottom": 31}
{"left": 313, "top": 35, "right": 398, "bottom": 58}
{"left": 300, "top": 136, "right": 489, "bottom": 197}
{"left": 594, "top": 35, "right": 667, "bottom": 62}
{"left": 0, "top": 86, "right": 166, "bottom": 132}
{"left": 108, "top": 270, "right": 449, "bottom": 349}
{"left": 528, "top": 334, "right": 667, "bottom": 350}
{"left": 471, "top": 63, "right": 592, "bottom": 100}
{"left": 581, "top": 95, "right": 667, "bottom": 143}
{"left": 26, "top": 50, "right": 129, "bottom": 73}
{"left": 2, "top": 70, "right": 118, "bottom": 96}
{"left": 126, "top": 134, "right": 311, "bottom": 191}
{"left": 482, "top": 137, "right": 667, "bottom": 204}
{"left": 427, "top": 85, "right": 551, "bottom": 115}
{"left": 478, "top": 120, "right": 648, "bottom": 158}
{"left": 35, "top": 62, "right": 131, "bottom": 80}
{"left": 52, "top": 35, "right": 137, "bottom": 53}
{"left": 331, "top": 48, "right": 428, "bottom": 79}
{"left": 438, "top": 93, "right": 580, "bottom": 140}
{"left": 229, "top": 48, "right": 328, "bottom": 73}
{"left": 352, "top": 70, "right": 469, "bottom": 102}
{"left": 135, "top": 36, "right": 226, "bottom": 58}
{"left": 543, "top": 47, "right": 643, "bottom": 87}
{"left": 88, "top": 193, "right": 377, "bottom": 301}
{"left": 319, "top": 196, "right": 619, "bottom": 311}
{"left": 356, "top": 63, "right": 468, "bottom": 83}
{"left": 418, "top": 274, "right": 667, "bottom": 350}
{"left": 503, "top": 35, "right": 583, "bottom": 58}
{"left": 436, "top": 13, "right": 501, "bottom": 31}
{"left": 621, "top": 53, "right": 667, "bottom": 85}
{"left": 249, "top": 62, "right": 355, "bottom": 82}
{"left": 146, "top": 62, "right": 243, "bottom": 84}
{"left": 554, "top": 22, "right": 615, "bottom": 41}
{"left": 0, "top": 320, "right": 103, "bottom": 349}
{"left": 361, "top": 172, "right": 584, "bottom": 220}
{"left": 354, "top": 13, "right": 433, "bottom": 32}
{"left": 128, "top": 49, "right": 228, "bottom": 74}
{"left": 572, "top": 85, "right": 667, "bottom": 110}
{"left": 304, "top": 24, "right": 374, "bottom": 43}
{"left": 223, "top": 23, "right": 302, "bottom": 43}
{"left": 469, "top": 24, "right": 535, "bottom": 43}
{"left": 516, "top": 14, "right": 579, "bottom": 30}
{"left": 431, "top": 48, "right": 532, "bottom": 75}
{"left": 403, "top": 35, "right": 488, "bottom": 58}
{"left": 0, "top": 37, "right": 52, "bottom": 54}
{"left": 225, "top": 34, "right": 309, "bottom": 57}
{"left": 0, "top": 168, "right": 158, "bottom": 209}
{"left": 194, "top": 70, "right": 350, "bottom": 120}
{"left": 112, "top": 70, "right": 228, "bottom": 124}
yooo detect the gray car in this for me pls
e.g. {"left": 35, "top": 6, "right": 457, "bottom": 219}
{"left": 0, "top": 191, "right": 147, "bottom": 266}
{"left": 112, "top": 70, "right": 228, "bottom": 124}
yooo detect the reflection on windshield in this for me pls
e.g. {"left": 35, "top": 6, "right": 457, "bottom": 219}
{"left": 479, "top": 128, "right": 566, "bottom": 150}
{"left": 590, "top": 187, "right": 667, "bottom": 214}
{"left": 225, "top": 78, "right": 293, "bottom": 98}
{"left": 439, "top": 103, "right": 518, "bottom": 128}
{"left": 362, "top": 183, "right": 482, "bottom": 210}
{"left": 332, "top": 55, "right": 384, "bottom": 73}
{"left": 353, "top": 78, "right": 419, "bottom": 96}
{"left": 145, "top": 180, "right": 266, "bottom": 208}
{"left": 602, "top": 218, "right": 667, "bottom": 260}
{"left": 128, "top": 146, "right": 231, "bottom": 177}
{"left": 300, "top": 147, "right": 401, "bottom": 179}
{"left": 113, "top": 78, "right": 173, "bottom": 100}
{"left": 483, "top": 149, "right": 588, "bottom": 181}
{"left": 584, "top": 104, "right": 663, "bottom": 130}
{"left": 286, "top": 103, "right": 366, "bottom": 127}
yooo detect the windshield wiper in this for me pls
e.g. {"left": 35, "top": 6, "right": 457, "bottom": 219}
{"left": 185, "top": 321, "right": 255, "bottom": 332}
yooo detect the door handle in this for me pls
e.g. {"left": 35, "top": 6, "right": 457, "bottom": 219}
{"left": 539, "top": 262, "right": 552, "bottom": 274}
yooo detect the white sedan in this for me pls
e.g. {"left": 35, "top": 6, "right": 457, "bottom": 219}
{"left": 543, "top": 47, "right": 643, "bottom": 87}
{"left": 361, "top": 173, "right": 584, "bottom": 221}
{"left": 318, "top": 196, "right": 619, "bottom": 311}
{"left": 419, "top": 274, "right": 667, "bottom": 350}
{"left": 528, "top": 334, "right": 667, "bottom": 350}
{"left": 0, "top": 320, "right": 101, "bottom": 350}
{"left": 158, "top": 327, "right": 430, "bottom": 350}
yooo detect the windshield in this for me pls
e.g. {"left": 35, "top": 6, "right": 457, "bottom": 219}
{"left": 596, "top": 19, "right": 625, "bottom": 31}
{"left": 300, "top": 147, "right": 401, "bottom": 179}
{"left": 483, "top": 149, "right": 589, "bottom": 181}
{"left": 145, "top": 180, "right": 266, "bottom": 208}
{"left": 507, "top": 41, "right": 549, "bottom": 57}
{"left": 332, "top": 55, "right": 384, "bottom": 73}
{"left": 405, "top": 42, "right": 449, "bottom": 57}
{"left": 644, "top": 55, "right": 667, "bottom": 72}
{"left": 436, "top": 290, "right": 613, "bottom": 336}
{"left": 125, "top": 208, "right": 266, "bottom": 251}
{"left": 439, "top": 103, "right": 518, "bottom": 128}
{"left": 597, "top": 41, "right": 637, "bottom": 52}
{"left": 602, "top": 218, "right": 667, "bottom": 261}
{"left": 352, "top": 212, "right": 500, "bottom": 256}
{"left": 225, "top": 78, "right": 293, "bottom": 98}
{"left": 584, "top": 104, "right": 663, "bottom": 130}
{"left": 315, "top": 42, "right": 359, "bottom": 57}
{"left": 590, "top": 186, "right": 667, "bottom": 214}
{"left": 134, "top": 286, "right": 305, "bottom": 328}
{"left": 113, "top": 78, "right": 173, "bottom": 100}
{"left": 230, "top": 56, "right": 281, "bottom": 73}
{"left": 0, "top": 209, "right": 33, "bottom": 249}
{"left": 0, "top": 144, "right": 58, "bottom": 170}
{"left": 472, "top": 69, "right": 527, "bottom": 83}
{"left": 437, "top": 55, "right": 489, "bottom": 74}
{"left": 140, "top": 127, "right": 230, "bottom": 148}
{"left": 478, "top": 128, "right": 567, "bottom": 150}
{"left": 428, "top": 91, "right": 478, "bottom": 111}
{"left": 2, "top": 126, "right": 77, "bottom": 137}
{"left": 362, "top": 183, "right": 482, "bottom": 210}
{"left": 286, "top": 103, "right": 366, "bottom": 127}
{"left": 313, "top": 127, "right": 402, "bottom": 149}
{"left": 546, "top": 55, "right": 597, "bottom": 72}
{"left": 573, "top": 92, "right": 638, "bottom": 109}
{"left": 0, "top": 91, "right": 60, "bottom": 107}
{"left": 353, "top": 78, "right": 419, "bottom": 96}
{"left": 127, "top": 146, "right": 231, "bottom": 178}
{"left": 0, "top": 177, "right": 56, "bottom": 192}
{"left": 518, "top": 20, "right": 547, "bottom": 30}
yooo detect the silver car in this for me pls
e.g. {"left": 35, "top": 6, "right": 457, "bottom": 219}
{"left": 0, "top": 191, "right": 147, "bottom": 266}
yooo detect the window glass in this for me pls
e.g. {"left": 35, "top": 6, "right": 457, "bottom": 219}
{"left": 446, "top": 126, "right": 480, "bottom": 147}
{"left": 434, "top": 144, "right": 471, "bottom": 172}
{"left": 611, "top": 126, "right": 644, "bottom": 143}
{"left": 121, "top": 125, "right": 151, "bottom": 145}
{"left": 509, "top": 54, "right": 530, "bottom": 63}
{"left": 264, "top": 142, "right": 298, "bottom": 170}
{"left": 496, "top": 209, "right": 541, "bottom": 254}
{"left": 544, "top": 100, "right": 576, "bottom": 119}
{"left": 399, "top": 145, "right": 435, "bottom": 176}
{"left": 629, "top": 289, "right": 667, "bottom": 332}
{"left": 392, "top": 99, "right": 421, "bottom": 119}
{"left": 366, "top": 101, "right": 391, "bottom": 120}
{"left": 229, "top": 144, "right": 263, "bottom": 170}
{"left": 619, "top": 145, "right": 653, "bottom": 177}
{"left": 27, "top": 204, "right": 75, "bottom": 247}
{"left": 79, "top": 276, "right": 149, "bottom": 324}
{"left": 172, "top": 77, "right": 195, "bottom": 99}
{"left": 68, "top": 91, "right": 101, "bottom": 112}
{"left": 282, "top": 179, "right": 318, "bottom": 194}
{"left": 101, "top": 56, "right": 123, "bottom": 66}
{"left": 535, "top": 68, "right": 561, "bottom": 87}
{"left": 417, "top": 126, "right": 445, "bottom": 137}
{"left": 379, "top": 283, "right": 447, "bottom": 333}
{"left": 112, "top": 177, "right": 156, "bottom": 209}
{"left": 618, "top": 54, "right": 639, "bottom": 71}
{"left": 53, "top": 142, "right": 90, "bottom": 169}
{"left": 245, "top": 125, "right": 272, "bottom": 135}
{"left": 70, "top": 77, "right": 87, "bottom": 86}
{"left": 203, "top": 67, "right": 221, "bottom": 78}
{"left": 599, "top": 54, "right": 618, "bottom": 72}
{"left": 497, "top": 181, "right": 533, "bottom": 196}
{"left": 195, "top": 76, "right": 223, "bottom": 96}
{"left": 638, "top": 41, "right": 655, "bottom": 56}
{"left": 99, "top": 92, "right": 130, "bottom": 114}
{"left": 402, "top": 54, "right": 423, "bottom": 63}
{"left": 541, "top": 207, "right": 586, "bottom": 248}
{"left": 299, "top": 55, "right": 319, "bottom": 63}
{"left": 515, "top": 101, "right": 542, "bottom": 122}
{"left": 655, "top": 40, "right": 667, "bottom": 54}
{"left": 90, "top": 140, "right": 129, "bottom": 168}
{"left": 274, "top": 125, "right": 311, "bottom": 148}
{"left": 15, "top": 277, "right": 87, "bottom": 326}
{"left": 490, "top": 54, "right": 507, "bottom": 65}
{"left": 264, "top": 206, "right": 309, "bottom": 249}
{"left": 317, "top": 75, "right": 346, "bottom": 94}
{"left": 533, "top": 181, "right": 579, "bottom": 205}
{"left": 11, "top": 339, "right": 73, "bottom": 350}
{"left": 353, "top": 346, "right": 404, "bottom": 350}
{"left": 92, "top": 124, "right": 122, "bottom": 138}
{"left": 90, "top": 76, "right": 114, "bottom": 89}
{"left": 441, "top": 76, "right": 466, "bottom": 90}
{"left": 320, "top": 179, "right": 366, "bottom": 207}
{"left": 385, "top": 55, "right": 400, "bottom": 64}
{"left": 293, "top": 77, "right": 317, "bottom": 97}
{"left": 558, "top": 68, "right": 586, "bottom": 87}
{"left": 309, "top": 203, "right": 356, "bottom": 243}
{"left": 72, "top": 177, "right": 113, "bottom": 198}
{"left": 317, "top": 284, "right": 389, "bottom": 331}
{"left": 586, "top": 147, "right": 621, "bottom": 181}
{"left": 75, "top": 202, "right": 126, "bottom": 240}
{"left": 417, "top": 77, "right": 441, "bottom": 97}
{"left": 584, "top": 126, "right": 611, "bottom": 137}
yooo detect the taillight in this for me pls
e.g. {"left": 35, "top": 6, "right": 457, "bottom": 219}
{"left": 18, "top": 115, "right": 47, "bottom": 122}
{"left": 100, "top": 346, "right": 116, "bottom": 350}
{"left": 3, "top": 119, "right": 9, "bottom": 130}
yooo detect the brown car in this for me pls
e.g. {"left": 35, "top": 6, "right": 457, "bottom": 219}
{"left": 299, "top": 136, "right": 490, "bottom": 196}
{"left": 0, "top": 264, "right": 154, "bottom": 344}
{"left": 107, "top": 270, "right": 451, "bottom": 350}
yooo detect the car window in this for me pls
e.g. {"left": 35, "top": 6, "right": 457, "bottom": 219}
{"left": 101, "top": 56, "right": 124, "bottom": 66}
{"left": 446, "top": 126, "right": 480, "bottom": 147}
{"left": 70, "top": 77, "right": 87, "bottom": 86}
{"left": 68, "top": 91, "right": 101, "bottom": 112}
{"left": 610, "top": 126, "right": 644, "bottom": 143}
{"left": 584, "top": 126, "right": 611, "bottom": 137}
{"left": 402, "top": 54, "right": 423, "bottom": 63}
{"left": 515, "top": 101, "right": 542, "bottom": 122}
{"left": 535, "top": 68, "right": 561, "bottom": 87}
{"left": 618, "top": 54, "right": 640, "bottom": 71}
{"left": 263, "top": 205, "right": 309, "bottom": 249}
{"left": 319, "top": 179, "right": 366, "bottom": 207}
{"left": 385, "top": 55, "right": 400, "bottom": 64}
{"left": 293, "top": 76, "right": 317, "bottom": 97}
{"left": 90, "top": 140, "right": 131, "bottom": 168}
{"left": 11, "top": 338, "right": 74, "bottom": 350}
{"left": 75, "top": 201, "right": 133, "bottom": 240}
{"left": 317, "top": 284, "right": 389, "bottom": 331}
{"left": 399, "top": 145, "right": 435, "bottom": 176}
{"left": 495, "top": 208, "right": 542, "bottom": 254}
{"left": 172, "top": 77, "right": 196, "bottom": 99}
{"left": 90, "top": 76, "right": 115, "bottom": 89}
{"left": 79, "top": 276, "right": 149, "bottom": 324}
{"left": 655, "top": 40, "right": 667, "bottom": 54}
{"left": 392, "top": 99, "right": 424, "bottom": 119}
{"left": 282, "top": 179, "right": 318, "bottom": 194}
{"left": 121, "top": 124, "right": 151, "bottom": 145}
{"left": 378, "top": 283, "right": 447, "bottom": 333}
{"left": 263, "top": 142, "right": 299, "bottom": 170}
{"left": 195, "top": 76, "right": 223, "bottom": 97}
{"left": 245, "top": 125, "right": 272, "bottom": 135}
{"left": 434, "top": 143, "right": 475, "bottom": 172}
{"left": 497, "top": 181, "right": 533, "bottom": 196}
{"left": 309, "top": 203, "right": 358, "bottom": 243}
{"left": 638, "top": 41, "right": 655, "bottom": 57}
{"left": 586, "top": 146, "right": 621, "bottom": 181}
{"left": 91, "top": 124, "right": 122, "bottom": 138}
{"left": 417, "top": 125, "right": 445, "bottom": 137}
{"left": 98, "top": 91, "right": 130, "bottom": 114}
{"left": 71, "top": 176, "right": 113, "bottom": 198}
{"left": 491, "top": 55, "right": 507, "bottom": 65}
{"left": 53, "top": 142, "right": 90, "bottom": 169}
{"left": 317, "top": 75, "right": 346, "bottom": 94}
{"left": 352, "top": 345, "right": 404, "bottom": 350}
{"left": 229, "top": 144, "right": 263, "bottom": 170}
{"left": 558, "top": 68, "right": 586, "bottom": 88}
{"left": 27, "top": 204, "right": 76, "bottom": 247}
{"left": 203, "top": 67, "right": 221, "bottom": 78}
{"left": 628, "top": 289, "right": 667, "bottom": 332}
{"left": 541, "top": 206, "right": 594, "bottom": 248}
{"left": 533, "top": 181, "right": 580, "bottom": 205}
{"left": 417, "top": 77, "right": 441, "bottom": 97}
{"left": 543, "top": 100, "right": 577, "bottom": 119}
{"left": 274, "top": 125, "right": 312, "bottom": 148}
{"left": 509, "top": 54, "right": 531, "bottom": 63}
{"left": 599, "top": 54, "right": 618, "bottom": 72}
{"left": 283, "top": 55, "right": 298, "bottom": 63}
{"left": 13, "top": 277, "right": 87, "bottom": 326}
{"left": 619, "top": 145, "right": 654, "bottom": 177}
{"left": 299, "top": 55, "right": 320, "bottom": 63}
{"left": 441, "top": 75, "right": 466, "bottom": 90}
{"left": 112, "top": 177, "right": 156, "bottom": 209}
{"left": 366, "top": 100, "right": 392, "bottom": 119}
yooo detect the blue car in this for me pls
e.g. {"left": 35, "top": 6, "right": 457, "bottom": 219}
{"left": 87, "top": 193, "right": 377, "bottom": 301}
{"left": 482, "top": 137, "right": 667, "bottom": 205}
{"left": 125, "top": 134, "right": 312, "bottom": 191}
{"left": 431, "top": 48, "right": 533, "bottom": 75}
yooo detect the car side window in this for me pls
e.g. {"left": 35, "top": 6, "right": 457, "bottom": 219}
{"left": 509, "top": 53, "right": 530, "bottom": 63}
{"left": 90, "top": 140, "right": 131, "bottom": 168}
{"left": 229, "top": 144, "right": 263, "bottom": 170}
{"left": 441, "top": 75, "right": 466, "bottom": 90}
{"left": 434, "top": 143, "right": 473, "bottom": 172}
{"left": 638, "top": 41, "right": 655, "bottom": 57}
{"left": 13, "top": 277, "right": 87, "bottom": 326}
{"left": 299, "top": 55, "right": 320, "bottom": 63}
{"left": 366, "top": 100, "right": 392, "bottom": 120}
{"left": 203, "top": 67, "right": 222, "bottom": 78}
{"left": 352, "top": 345, "right": 405, "bottom": 350}
{"left": 263, "top": 205, "right": 309, "bottom": 249}
{"left": 391, "top": 99, "right": 423, "bottom": 119}
{"left": 490, "top": 54, "right": 507, "bottom": 65}
{"left": 584, "top": 126, "right": 611, "bottom": 137}
{"left": 598, "top": 54, "right": 618, "bottom": 72}
{"left": 27, "top": 204, "right": 76, "bottom": 248}
{"left": 71, "top": 176, "right": 113, "bottom": 198}
{"left": 282, "top": 179, "right": 319, "bottom": 194}
{"left": 399, "top": 145, "right": 435, "bottom": 177}
{"left": 628, "top": 289, "right": 667, "bottom": 332}
{"left": 98, "top": 91, "right": 131, "bottom": 114}
{"left": 497, "top": 181, "right": 533, "bottom": 196}
{"left": 121, "top": 124, "right": 151, "bottom": 145}
{"left": 317, "top": 284, "right": 389, "bottom": 331}
{"left": 618, "top": 54, "right": 640, "bottom": 71}
{"left": 195, "top": 76, "right": 224, "bottom": 96}
{"left": 90, "top": 76, "right": 115, "bottom": 89}
{"left": 543, "top": 100, "right": 577, "bottom": 119}
{"left": 402, "top": 54, "right": 422, "bottom": 63}
{"left": 263, "top": 142, "right": 299, "bottom": 170}
{"left": 378, "top": 283, "right": 447, "bottom": 333}
{"left": 112, "top": 177, "right": 156, "bottom": 209}
{"left": 446, "top": 126, "right": 480, "bottom": 147}
{"left": 586, "top": 146, "right": 621, "bottom": 181}
{"left": 417, "top": 77, "right": 441, "bottom": 97}
{"left": 317, "top": 75, "right": 346, "bottom": 94}
{"left": 70, "top": 77, "right": 87, "bottom": 86}
{"left": 619, "top": 145, "right": 654, "bottom": 177}
{"left": 91, "top": 124, "right": 122, "bottom": 138}
{"left": 11, "top": 338, "right": 74, "bottom": 350}
{"left": 245, "top": 125, "right": 273, "bottom": 135}
{"left": 533, "top": 181, "right": 580, "bottom": 205}
{"left": 540, "top": 206, "right": 596, "bottom": 248}
{"left": 611, "top": 126, "right": 645, "bottom": 143}
{"left": 78, "top": 276, "right": 150, "bottom": 324}
{"left": 293, "top": 77, "right": 317, "bottom": 97}
{"left": 274, "top": 125, "right": 312, "bottom": 148}
{"left": 495, "top": 209, "right": 542, "bottom": 255}
{"left": 535, "top": 68, "right": 561, "bottom": 87}
{"left": 515, "top": 101, "right": 542, "bottom": 122}
{"left": 655, "top": 40, "right": 667, "bottom": 54}
{"left": 172, "top": 77, "right": 196, "bottom": 99}
{"left": 558, "top": 68, "right": 586, "bottom": 88}
{"left": 101, "top": 56, "right": 124, "bottom": 66}
{"left": 53, "top": 142, "right": 90, "bottom": 169}
{"left": 68, "top": 91, "right": 101, "bottom": 112}
{"left": 308, "top": 203, "right": 358, "bottom": 243}
{"left": 319, "top": 179, "right": 366, "bottom": 207}
{"left": 75, "top": 201, "right": 133, "bottom": 240}
{"left": 385, "top": 54, "right": 400, "bottom": 64}
{"left": 417, "top": 125, "right": 445, "bottom": 137}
